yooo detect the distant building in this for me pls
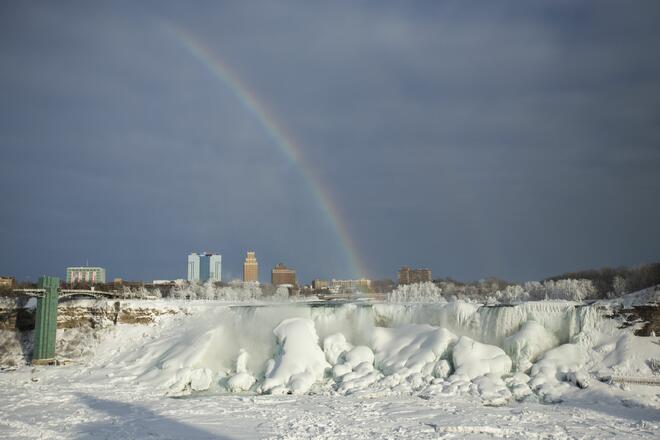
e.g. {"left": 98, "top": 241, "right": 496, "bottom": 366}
{"left": 152, "top": 280, "right": 174, "bottom": 285}
{"left": 243, "top": 251, "right": 259, "bottom": 283}
{"left": 187, "top": 252, "right": 222, "bottom": 283}
{"left": 398, "top": 266, "right": 432, "bottom": 284}
{"left": 312, "top": 279, "right": 329, "bottom": 290}
{"left": 0, "top": 276, "right": 14, "bottom": 288}
{"left": 67, "top": 267, "right": 106, "bottom": 284}
{"left": 272, "top": 263, "right": 296, "bottom": 286}
{"left": 331, "top": 278, "right": 371, "bottom": 292}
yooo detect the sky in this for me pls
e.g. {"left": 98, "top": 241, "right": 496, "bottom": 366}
{"left": 1, "top": 0, "right": 659, "bottom": 284}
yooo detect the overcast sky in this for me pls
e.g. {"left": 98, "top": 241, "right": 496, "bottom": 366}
{"left": 1, "top": 1, "right": 659, "bottom": 283}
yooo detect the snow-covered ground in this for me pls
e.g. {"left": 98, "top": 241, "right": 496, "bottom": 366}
{"left": 2, "top": 371, "right": 659, "bottom": 439}
{"left": 1, "top": 293, "right": 659, "bottom": 439}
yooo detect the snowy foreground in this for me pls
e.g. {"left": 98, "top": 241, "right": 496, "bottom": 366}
{"left": 1, "top": 295, "right": 659, "bottom": 439}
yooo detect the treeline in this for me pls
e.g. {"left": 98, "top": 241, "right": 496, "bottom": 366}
{"left": 545, "top": 262, "right": 660, "bottom": 297}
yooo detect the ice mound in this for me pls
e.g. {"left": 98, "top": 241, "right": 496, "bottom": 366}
{"left": 323, "top": 333, "right": 353, "bottom": 365}
{"left": 227, "top": 349, "right": 256, "bottom": 392}
{"left": 451, "top": 336, "right": 512, "bottom": 380}
{"left": 503, "top": 321, "right": 559, "bottom": 372}
{"left": 167, "top": 367, "right": 214, "bottom": 395}
{"left": 372, "top": 324, "right": 457, "bottom": 377}
{"left": 342, "top": 346, "right": 375, "bottom": 368}
{"left": 505, "top": 372, "right": 533, "bottom": 400}
{"left": 472, "top": 374, "right": 512, "bottom": 406}
{"left": 333, "top": 346, "right": 382, "bottom": 395}
{"left": 140, "top": 326, "right": 225, "bottom": 394}
{"left": 259, "top": 318, "right": 330, "bottom": 395}
{"left": 529, "top": 343, "right": 587, "bottom": 402}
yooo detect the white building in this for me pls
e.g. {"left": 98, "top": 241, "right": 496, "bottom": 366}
{"left": 187, "top": 252, "right": 222, "bottom": 283}
{"left": 330, "top": 278, "right": 371, "bottom": 292}
{"left": 66, "top": 267, "right": 106, "bottom": 284}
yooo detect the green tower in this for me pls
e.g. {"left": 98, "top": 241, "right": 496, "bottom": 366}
{"left": 33, "top": 276, "right": 59, "bottom": 363}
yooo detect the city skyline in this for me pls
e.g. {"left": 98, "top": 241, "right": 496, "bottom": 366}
{"left": 1, "top": 2, "right": 659, "bottom": 283}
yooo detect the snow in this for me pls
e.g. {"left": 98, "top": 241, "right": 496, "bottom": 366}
{"left": 1, "top": 296, "right": 659, "bottom": 438}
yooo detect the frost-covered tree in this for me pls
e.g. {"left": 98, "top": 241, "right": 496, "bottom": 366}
{"left": 387, "top": 282, "right": 447, "bottom": 303}
{"left": 490, "top": 279, "right": 597, "bottom": 303}
{"left": 613, "top": 276, "right": 627, "bottom": 296}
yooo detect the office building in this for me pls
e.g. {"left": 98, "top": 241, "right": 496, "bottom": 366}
{"left": 398, "top": 266, "right": 432, "bottom": 284}
{"left": 271, "top": 263, "right": 296, "bottom": 286}
{"left": 243, "top": 251, "right": 259, "bottom": 283}
{"left": 187, "top": 252, "right": 222, "bottom": 283}
{"left": 66, "top": 267, "right": 106, "bottom": 284}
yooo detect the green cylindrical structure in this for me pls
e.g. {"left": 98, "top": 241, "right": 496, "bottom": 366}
{"left": 33, "top": 276, "right": 59, "bottom": 362}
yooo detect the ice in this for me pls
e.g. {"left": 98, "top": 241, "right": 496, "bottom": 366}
{"left": 505, "top": 372, "right": 533, "bottom": 400}
{"left": 472, "top": 374, "right": 512, "bottom": 406}
{"left": 340, "top": 346, "right": 374, "bottom": 368}
{"left": 190, "top": 368, "right": 213, "bottom": 391}
{"left": 528, "top": 343, "right": 586, "bottom": 402}
{"left": 5, "top": 295, "right": 655, "bottom": 408}
{"left": 503, "top": 320, "right": 559, "bottom": 372}
{"left": 323, "top": 333, "right": 353, "bottom": 365}
{"left": 451, "top": 336, "right": 512, "bottom": 380}
{"left": 259, "top": 318, "right": 330, "bottom": 395}
{"left": 227, "top": 373, "right": 256, "bottom": 392}
{"left": 226, "top": 349, "right": 256, "bottom": 392}
{"left": 371, "top": 324, "right": 457, "bottom": 377}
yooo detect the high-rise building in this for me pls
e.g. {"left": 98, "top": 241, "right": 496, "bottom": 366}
{"left": 398, "top": 266, "right": 432, "bottom": 284}
{"left": 66, "top": 267, "right": 106, "bottom": 284}
{"left": 243, "top": 251, "right": 259, "bottom": 282}
{"left": 187, "top": 252, "right": 222, "bottom": 283}
{"left": 271, "top": 263, "right": 296, "bottom": 286}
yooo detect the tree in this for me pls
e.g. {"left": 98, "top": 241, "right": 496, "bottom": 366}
{"left": 613, "top": 276, "right": 627, "bottom": 296}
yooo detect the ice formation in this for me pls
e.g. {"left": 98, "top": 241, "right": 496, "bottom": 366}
{"left": 451, "top": 337, "right": 512, "bottom": 380}
{"left": 41, "top": 293, "right": 657, "bottom": 407}
{"left": 258, "top": 318, "right": 330, "bottom": 395}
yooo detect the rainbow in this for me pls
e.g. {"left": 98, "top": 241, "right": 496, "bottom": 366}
{"left": 166, "top": 25, "right": 367, "bottom": 279}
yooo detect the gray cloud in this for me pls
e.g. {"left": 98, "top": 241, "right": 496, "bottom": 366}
{"left": 1, "top": 1, "right": 659, "bottom": 283}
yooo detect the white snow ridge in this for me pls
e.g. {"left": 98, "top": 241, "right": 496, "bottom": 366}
{"left": 0, "top": 292, "right": 659, "bottom": 439}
